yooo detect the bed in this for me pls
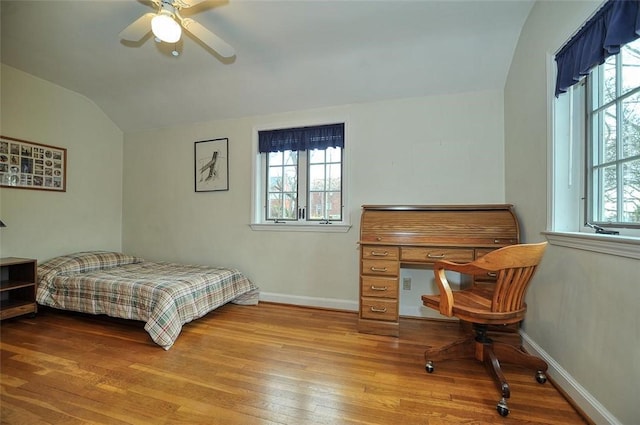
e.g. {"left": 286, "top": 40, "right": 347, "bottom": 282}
{"left": 36, "top": 251, "right": 259, "bottom": 350}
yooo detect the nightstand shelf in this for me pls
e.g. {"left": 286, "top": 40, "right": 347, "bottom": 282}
{"left": 0, "top": 257, "right": 38, "bottom": 320}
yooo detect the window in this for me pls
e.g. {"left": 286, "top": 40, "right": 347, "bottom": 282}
{"left": 553, "top": 40, "right": 640, "bottom": 240}
{"left": 252, "top": 123, "right": 349, "bottom": 231}
{"left": 549, "top": 0, "right": 640, "bottom": 258}
{"left": 587, "top": 40, "right": 640, "bottom": 227}
{"left": 266, "top": 147, "right": 342, "bottom": 222}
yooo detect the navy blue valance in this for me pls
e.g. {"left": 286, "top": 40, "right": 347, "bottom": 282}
{"left": 258, "top": 123, "right": 344, "bottom": 153}
{"left": 555, "top": 0, "right": 640, "bottom": 97}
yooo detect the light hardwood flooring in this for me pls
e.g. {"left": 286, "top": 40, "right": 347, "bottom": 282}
{"left": 1, "top": 302, "right": 589, "bottom": 424}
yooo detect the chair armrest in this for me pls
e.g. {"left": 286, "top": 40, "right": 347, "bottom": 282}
{"left": 433, "top": 264, "right": 455, "bottom": 316}
{"left": 433, "top": 260, "right": 491, "bottom": 317}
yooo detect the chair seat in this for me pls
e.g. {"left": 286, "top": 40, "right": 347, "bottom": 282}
{"left": 422, "top": 286, "right": 526, "bottom": 325}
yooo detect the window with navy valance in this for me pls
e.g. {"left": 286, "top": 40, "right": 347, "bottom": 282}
{"left": 258, "top": 123, "right": 344, "bottom": 153}
{"left": 555, "top": 0, "right": 640, "bottom": 97}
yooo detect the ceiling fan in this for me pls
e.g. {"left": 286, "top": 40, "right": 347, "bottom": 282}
{"left": 119, "top": 0, "right": 235, "bottom": 58}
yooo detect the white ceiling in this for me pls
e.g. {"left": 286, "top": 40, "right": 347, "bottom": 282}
{"left": 1, "top": 0, "right": 534, "bottom": 132}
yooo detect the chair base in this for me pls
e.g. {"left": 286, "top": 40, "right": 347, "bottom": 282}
{"left": 424, "top": 324, "right": 548, "bottom": 416}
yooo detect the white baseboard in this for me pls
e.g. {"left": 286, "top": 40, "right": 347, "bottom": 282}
{"left": 521, "top": 332, "right": 621, "bottom": 425}
{"left": 258, "top": 292, "right": 358, "bottom": 312}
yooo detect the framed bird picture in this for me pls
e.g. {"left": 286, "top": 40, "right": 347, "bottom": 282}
{"left": 194, "top": 138, "right": 229, "bottom": 192}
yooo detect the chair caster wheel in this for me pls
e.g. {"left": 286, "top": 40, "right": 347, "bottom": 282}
{"left": 425, "top": 361, "right": 434, "bottom": 373}
{"left": 536, "top": 371, "right": 547, "bottom": 384}
{"left": 497, "top": 398, "right": 509, "bottom": 417}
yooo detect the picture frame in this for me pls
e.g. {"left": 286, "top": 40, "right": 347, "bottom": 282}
{"left": 0, "top": 135, "right": 67, "bottom": 192}
{"left": 194, "top": 138, "right": 229, "bottom": 192}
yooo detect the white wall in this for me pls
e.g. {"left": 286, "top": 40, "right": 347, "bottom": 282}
{"left": 505, "top": 2, "right": 638, "bottom": 424}
{"left": 0, "top": 65, "right": 124, "bottom": 261}
{"left": 122, "top": 90, "right": 506, "bottom": 312}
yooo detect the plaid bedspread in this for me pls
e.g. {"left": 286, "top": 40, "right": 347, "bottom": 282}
{"left": 36, "top": 252, "right": 259, "bottom": 350}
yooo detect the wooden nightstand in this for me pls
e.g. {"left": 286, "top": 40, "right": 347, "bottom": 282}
{"left": 0, "top": 257, "right": 38, "bottom": 320}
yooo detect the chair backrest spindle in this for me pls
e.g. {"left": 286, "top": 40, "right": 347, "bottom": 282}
{"left": 492, "top": 264, "right": 538, "bottom": 313}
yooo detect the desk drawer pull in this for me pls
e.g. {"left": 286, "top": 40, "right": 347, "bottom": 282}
{"left": 370, "top": 267, "right": 388, "bottom": 272}
{"left": 370, "top": 306, "right": 387, "bottom": 313}
{"left": 487, "top": 272, "right": 497, "bottom": 278}
{"left": 427, "top": 253, "right": 445, "bottom": 259}
{"left": 370, "top": 285, "right": 388, "bottom": 291}
{"left": 370, "top": 251, "right": 389, "bottom": 256}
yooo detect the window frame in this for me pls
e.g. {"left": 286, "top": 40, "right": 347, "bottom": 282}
{"left": 546, "top": 50, "right": 640, "bottom": 260}
{"left": 250, "top": 120, "right": 351, "bottom": 233}
{"left": 586, "top": 46, "right": 640, "bottom": 230}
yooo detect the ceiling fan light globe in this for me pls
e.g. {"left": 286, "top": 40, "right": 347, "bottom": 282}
{"left": 151, "top": 14, "right": 182, "bottom": 43}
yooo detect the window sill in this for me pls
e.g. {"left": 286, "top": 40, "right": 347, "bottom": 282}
{"left": 250, "top": 223, "right": 352, "bottom": 233}
{"left": 543, "top": 231, "right": 640, "bottom": 260}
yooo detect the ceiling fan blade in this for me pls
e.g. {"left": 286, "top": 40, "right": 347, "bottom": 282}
{"left": 119, "top": 13, "right": 154, "bottom": 41}
{"left": 181, "top": 18, "right": 235, "bottom": 58}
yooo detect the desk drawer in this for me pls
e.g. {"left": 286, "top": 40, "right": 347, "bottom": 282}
{"left": 360, "top": 298, "right": 398, "bottom": 321}
{"left": 361, "top": 245, "right": 399, "bottom": 260}
{"left": 400, "top": 247, "right": 474, "bottom": 263}
{"left": 361, "top": 276, "right": 398, "bottom": 299}
{"left": 361, "top": 259, "right": 399, "bottom": 276}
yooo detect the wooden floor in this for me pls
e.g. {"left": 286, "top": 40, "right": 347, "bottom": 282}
{"left": 1, "top": 303, "right": 588, "bottom": 425}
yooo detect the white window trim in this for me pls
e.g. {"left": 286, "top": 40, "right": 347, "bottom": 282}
{"left": 250, "top": 119, "right": 352, "bottom": 233}
{"left": 546, "top": 53, "right": 640, "bottom": 259}
{"left": 249, "top": 223, "right": 351, "bottom": 233}
{"left": 543, "top": 231, "right": 640, "bottom": 260}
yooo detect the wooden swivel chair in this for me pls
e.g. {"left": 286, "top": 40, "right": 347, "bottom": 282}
{"left": 421, "top": 242, "right": 548, "bottom": 417}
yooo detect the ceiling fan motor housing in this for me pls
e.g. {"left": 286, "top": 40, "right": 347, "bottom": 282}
{"left": 152, "top": 2, "right": 181, "bottom": 43}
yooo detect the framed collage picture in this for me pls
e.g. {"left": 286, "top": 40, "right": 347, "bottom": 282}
{"left": 0, "top": 135, "right": 67, "bottom": 192}
{"left": 194, "top": 138, "right": 229, "bottom": 192}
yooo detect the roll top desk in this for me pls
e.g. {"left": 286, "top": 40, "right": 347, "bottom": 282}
{"left": 358, "top": 204, "right": 520, "bottom": 336}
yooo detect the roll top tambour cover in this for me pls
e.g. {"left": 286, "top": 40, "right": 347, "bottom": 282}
{"left": 359, "top": 205, "right": 520, "bottom": 247}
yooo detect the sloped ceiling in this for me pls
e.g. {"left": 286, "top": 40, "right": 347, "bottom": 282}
{"left": 1, "top": 0, "right": 533, "bottom": 132}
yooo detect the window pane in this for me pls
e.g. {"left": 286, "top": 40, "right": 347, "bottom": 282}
{"left": 593, "top": 165, "right": 618, "bottom": 222}
{"left": 326, "top": 147, "right": 342, "bottom": 162}
{"left": 268, "top": 151, "right": 283, "bottom": 166}
{"left": 623, "top": 160, "right": 640, "bottom": 223}
{"left": 307, "top": 191, "right": 342, "bottom": 220}
{"left": 283, "top": 165, "right": 297, "bottom": 192}
{"left": 268, "top": 192, "right": 297, "bottom": 219}
{"left": 592, "top": 105, "right": 617, "bottom": 164}
{"left": 283, "top": 150, "right": 297, "bottom": 166}
{"left": 622, "top": 91, "right": 640, "bottom": 159}
{"left": 268, "top": 193, "right": 283, "bottom": 219}
{"left": 326, "top": 192, "right": 342, "bottom": 219}
{"left": 621, "top": 39, "right": 640, "bottom": 96}
{"left": 282, "top": 195, "right": 297, "bottom": 218}
{"left": 309, "top": 164, "right": 326, "bottom": 190}
{"left": 327, "top": 163, "right": 341, "bottom": 190}
{"left": 309, "top": 149, "right": 325, "bottom": 164}
{"left": 602, "top": 57, "right": 617, "bottom": 105}
{"left": 308, "top": 192, "right": 326, "bottom": 220}
{"left": 268, "top": 167, "right": 282, "bottom": 191}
